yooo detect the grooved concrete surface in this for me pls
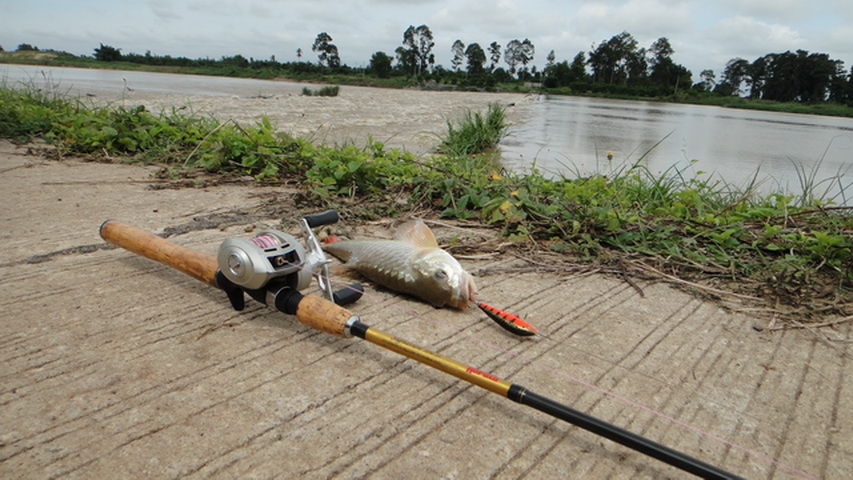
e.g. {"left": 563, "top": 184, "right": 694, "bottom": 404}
{"left": 1, "top": 140, "right": 850, "bottom": 479}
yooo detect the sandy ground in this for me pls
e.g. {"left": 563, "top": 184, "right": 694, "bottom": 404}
{"left": 0, "top": 83, "right": 851, "bottom": 480}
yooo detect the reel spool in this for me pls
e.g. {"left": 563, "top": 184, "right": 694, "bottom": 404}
{"left": 217, "top": 230, "right": 310, "bottom": 291}
{"left": 216, "top": 210, "right": 361, "bottom": 306}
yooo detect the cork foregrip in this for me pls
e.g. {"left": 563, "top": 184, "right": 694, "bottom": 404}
{"left": 294, "top": 294, "right": 358, "bottom": 337}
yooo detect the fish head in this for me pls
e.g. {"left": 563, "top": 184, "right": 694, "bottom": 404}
{"left": 412, "top": 248, "right": 477, "bottom": 309}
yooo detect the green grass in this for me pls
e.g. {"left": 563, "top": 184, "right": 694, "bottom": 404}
{"left": 437, "top": 102, "right": 508, "bottom": 156}
{"left": 2, "top": 83, "right": 851, "bottom": 318}
{"left": 685, "top": 94, "right": 853, "bottom": 118}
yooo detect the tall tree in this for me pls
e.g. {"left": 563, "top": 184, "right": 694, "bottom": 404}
{"left": 649, "top": 37, "right": 674, "bottom": 67}
{"left": 488, "top": 42, "right": 501, "bottom": 72}
{"left": 395, "top": 46, "right": 415, "bottom": 73}
{"left": 797, "top": 50, "right": 840, "bottom": 102}
{"left": 698, "top": 69, "right": 716, "bottom": 91}
{"left": 312, "top": 32, "right": 339, "bottom": 67}
{"left": 505, "top": 38, "right": 534, "bottom": 78}
{"left": 465, "top": 43, "right": 486, "bottom": 75}
{"left": 828, "top": 63, "right": 850, "bottom": 102}
{"left": 451, "top": 40, "right": 465, "bottom": 72}
{"left": 504, "top": 39, "right": 522, "bottom": 75}
{"left": 569, "top": 51, "right": 587, "bottom": 81}
{"left": 715, "top": 57, "right": 749, "bottom": 96}
{"left": 518, "top": 39, "right": 535, "bottom": 78}
{"left": 647, "top": 37, "right": 690, "bottom": 90}
{"left": 761, "top": 52, "right": 799, "bottom": 101}
{"left": 546, "top": 50, "right": 556, "bottom": 69}
{"left": 402, "top": 25, "right": 435, "bottom": 75}
{"left": 627, "top": 47, "right": 648, "bottom": 85}
{"left": 587, "top": 31, "right": 638, "bottom": 84}
{"left": 745, "top": 56, "right": 767, "bottom": 98}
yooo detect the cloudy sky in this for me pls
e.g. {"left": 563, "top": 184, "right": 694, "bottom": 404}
{"left": 3, "top": 0, "right": 852, "bottom": 80}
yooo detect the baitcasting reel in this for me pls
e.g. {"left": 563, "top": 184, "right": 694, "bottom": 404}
{"left": 216, "top": 210, "right": 362, "bottom": 310}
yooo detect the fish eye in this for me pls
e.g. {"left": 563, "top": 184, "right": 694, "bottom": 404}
{"left": 434, "top": 269, "right": 448, "bottom": 281}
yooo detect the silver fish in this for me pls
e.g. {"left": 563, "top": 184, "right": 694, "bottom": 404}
{"left": 323, "top": 220, "right": 477, "bottom": 309}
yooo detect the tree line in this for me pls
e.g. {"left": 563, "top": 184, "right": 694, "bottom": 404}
{"left": 713, "top": 51, "right": 849, "bottom": 102}
{"left": 7, "top": 24, "right": 851, "bottom": 104}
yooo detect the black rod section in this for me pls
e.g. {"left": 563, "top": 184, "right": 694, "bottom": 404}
{"left": 508, "top": 386, "right": 743, "bottom": 479}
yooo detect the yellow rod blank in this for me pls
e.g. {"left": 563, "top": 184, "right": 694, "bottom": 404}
{"left": 362, "top": 328, "right": 512, "bottom": 397}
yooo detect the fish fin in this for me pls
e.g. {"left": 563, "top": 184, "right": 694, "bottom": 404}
{"left": 395, "top": 219, "right": 438, "bottom": 248}
{"left": 323, "top": 234, "right": 342, "bottom": 245}
{"left": 329, "top": 264, "right": 350, "bottom": 275}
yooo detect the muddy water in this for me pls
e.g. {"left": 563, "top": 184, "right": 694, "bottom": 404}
{"left": 1, "top": 64, "right": 529, "bottom": 155}
{"left": 501, "top": 95, "right": 853, "bottom": 203}
{"left": 1, "top": 63, "right": 313, "bottom": 97}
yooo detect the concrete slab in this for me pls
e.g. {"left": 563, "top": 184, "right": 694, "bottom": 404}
{"left": 1, "top": 141, "right": 850, "bottom": 479}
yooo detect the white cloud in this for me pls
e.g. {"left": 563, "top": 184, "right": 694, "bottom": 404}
{"left": 430, "top": 1, "right": 526, "bottom": 39}
{"left": 716, "top": 0, "right": 813, "bottom": 23}
{"left": 2, "top": 0, "right": 849, "bottom": 75}
{"left": 826, "top": 25, "right": 853, "bottom": 66}
{"left": 146, "top": 0, "right": 181, "bottom": 21}
{"left": 573, "top": 0, "right": 692, "bottom": 39}
{"left": 710, "top": 15, "right": 805, "bottom": 58}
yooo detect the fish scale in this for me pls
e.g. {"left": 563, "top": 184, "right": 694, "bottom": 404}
{"left": 326, "top": 240, "right": 419, "bottom": 288}
{"left": 322, "top": 220, "right": 477, "bottom": 309}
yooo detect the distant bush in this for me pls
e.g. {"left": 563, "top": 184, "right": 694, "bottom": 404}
{"left": 437, "top": 102, "right": 507, "bottom": 156}
{"left": 301, "top": 85, "right": 340, "bottom": 97}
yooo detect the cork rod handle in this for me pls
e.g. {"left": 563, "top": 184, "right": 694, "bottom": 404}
{"left": 100, "top": 220, "right": 219, "bottom": 287}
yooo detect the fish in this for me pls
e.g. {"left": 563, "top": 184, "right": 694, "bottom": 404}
{"left": 323, "top": 220, "right": 477, "bottom": 309}
{"left": 477, "top": 302, "right": 538, "bottom": 336}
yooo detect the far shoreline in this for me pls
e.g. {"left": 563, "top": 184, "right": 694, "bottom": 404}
{"left": 2, "top": 53, "right": 852, "bottom": 119}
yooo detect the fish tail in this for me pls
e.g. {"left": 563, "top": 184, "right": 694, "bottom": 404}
{"left": 477, "top": 302, "right": 538, "bottom": 336}
{"left": 322, "top": 242, "right": 353, "bottom": 262}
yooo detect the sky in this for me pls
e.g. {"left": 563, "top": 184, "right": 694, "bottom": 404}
{"left": 3, "top": 0, "right": 853, "bottom": 81}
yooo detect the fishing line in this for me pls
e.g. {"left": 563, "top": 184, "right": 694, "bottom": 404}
{"left": 285, "top": 254, "right": 818, "bottom": 479}
{"left": 249, "top": 233, "right": 282, "bottom": 249}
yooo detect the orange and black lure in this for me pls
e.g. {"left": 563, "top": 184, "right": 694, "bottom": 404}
{"left": 477, "top": 302, "right": 538, "bottom": 336}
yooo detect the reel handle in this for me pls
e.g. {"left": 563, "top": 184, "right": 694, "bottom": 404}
{"left": 303, "top": 209, "right": 339, "bottom": 228}
{"left": 333, "top": 283, "right": 364, "bottom": 306}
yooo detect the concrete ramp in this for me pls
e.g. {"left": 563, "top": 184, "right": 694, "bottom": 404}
{"left": 1, "top": 142, "right": 849, "bottom": 479}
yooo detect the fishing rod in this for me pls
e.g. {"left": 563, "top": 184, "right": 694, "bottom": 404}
{"left": 99, "top": 212, "right": 742, "bottom": 480}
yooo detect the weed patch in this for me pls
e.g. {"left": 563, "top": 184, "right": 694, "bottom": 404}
{"left": 301, "top": 85, "right": 340, "bottom": 97}
{"left": 437, "top": 102, "right": 508, "bottom": 156}
{"left": 2, "top": 84, "right": 851, "bottom": 322}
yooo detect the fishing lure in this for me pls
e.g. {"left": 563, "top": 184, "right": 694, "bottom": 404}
{"left": 477, "top": 302, "right": 538, "bottom": 336}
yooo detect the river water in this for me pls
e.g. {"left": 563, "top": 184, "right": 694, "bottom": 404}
{"left": 3, "top": 64, "right": 852, "bottom": 203}
{"left": 0, "top": 63, "right": 314, "bottom": 97}
{"left": 501, "top": 96, "right": 853, "bottom": 204}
